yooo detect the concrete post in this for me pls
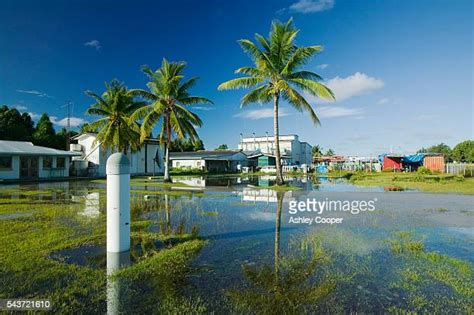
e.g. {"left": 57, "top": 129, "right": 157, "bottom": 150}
{"left": 106, "top": 153, "right": 130, "bottom": 253}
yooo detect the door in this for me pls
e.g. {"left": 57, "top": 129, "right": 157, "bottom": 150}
{"left": 20, "top": 157, "right": 39, "bottom": 179}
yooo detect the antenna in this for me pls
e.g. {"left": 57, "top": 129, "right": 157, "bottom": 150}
{"left": 61, "top": 101, "right": 73, "bottom": 150}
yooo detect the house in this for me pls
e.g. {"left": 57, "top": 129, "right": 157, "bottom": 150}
{"left": 0, "top": 140, "right": 81, "bottom": 180}
{"left": 170, "top": 150, "right": 248, "bottom": 173}
{"left": 70, "top": 133, "right": 164, "bottom": 176}
{"left": 382, "top": 154, "right": 404, "bottom": 171}
{"left": 238, "top": 134, "right": 312, "bottom": 166}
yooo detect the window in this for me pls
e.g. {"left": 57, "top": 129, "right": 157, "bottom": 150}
{"left": 196, "top": 161, "right": 201, "bottom": 167}
{"left": 0, "top": 156, "right": 12, "bottom": 170}
{"left": 176, "top": 162, "right": 180, "bottom": 167}
{"left": 57, "top": 157, "right": 65, "bottom": 169}
{"left": 43, "top": 157, "right": 53, "bottom": 169}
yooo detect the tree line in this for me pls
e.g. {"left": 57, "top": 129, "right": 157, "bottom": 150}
{"left": 418, "top": 141, "right": 474, "bottom": 163}
{"left": 0, "top": 105, "right": 77, "bottom": 150}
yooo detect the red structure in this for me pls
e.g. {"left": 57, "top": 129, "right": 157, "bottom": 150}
{"left": 383, "top": 155, "right": 403, "bottom": 170}
{"left": 423, "top": 155, "right": 445, "bottom": 173}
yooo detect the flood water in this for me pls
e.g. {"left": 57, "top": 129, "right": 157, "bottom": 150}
{"left": 1, "top": 175, "right": 473, "bottom": 313}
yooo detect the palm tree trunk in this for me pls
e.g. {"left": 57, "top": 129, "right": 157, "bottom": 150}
{"left": 164, "top": 113, "right": 172, "bottom": 183}
{"left": 164, "top": 143, "right": 171, "bottom": 182}
{"left": 273, "top": 93, "right": 285, "bottom": 185}
{"left": 274, "top": 191, "right": 283, "bottom": 284}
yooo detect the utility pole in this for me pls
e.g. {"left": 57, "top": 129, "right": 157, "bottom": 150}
{"left": 61, "top": 101, "right": 72, "bottom": 150}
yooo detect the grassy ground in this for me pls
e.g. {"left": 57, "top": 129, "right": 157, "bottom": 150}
{"left": 0, "top": 190, "right": 207, "bottom": 313}
{"left": 347, "top": 172, "right": 474, "bottom": 194}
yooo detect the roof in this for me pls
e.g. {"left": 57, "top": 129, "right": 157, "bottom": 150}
{"left": 0, "top": 140, "right": 81, "bottom": 156}
{"left": 73, "top": 132, "right": 160, "bottom": 144}
{"left": 170, "top": 150, "right": 244, "bottom": 160}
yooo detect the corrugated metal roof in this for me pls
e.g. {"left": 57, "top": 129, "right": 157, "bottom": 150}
{"left": 0, "top": 140, "right": 81, "bottom": 156}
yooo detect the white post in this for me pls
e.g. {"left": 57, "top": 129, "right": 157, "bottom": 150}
{"left": 106, "top": 153, "right": 130, "bottom": 253}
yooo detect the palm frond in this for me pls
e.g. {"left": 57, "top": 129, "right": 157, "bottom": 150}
{"left": 218, "top": 77, "right": 263, "bottom": 90}
{"left": 241, "top": 85, "right": 272, "bottom": 106}
{"left": 282, "top": 46, "right": 322, "bottom": 75}
{"left": 289, "top": 78, "right": 335, "bottom": 101}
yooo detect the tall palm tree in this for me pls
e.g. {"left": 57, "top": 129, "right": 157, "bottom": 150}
{"left": 218, "top": 19, "right": 334, "bottom": 185}
{"left": 130, "top": 59, "right": 212, "bottom": 182}
{"left": 85, "top": 79, "right": 145, "bottom": 153}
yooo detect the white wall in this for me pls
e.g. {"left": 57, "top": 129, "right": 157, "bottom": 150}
{"left": 77, "top": 134, "right": 164, "bottom": 176}
{"left": 171, "top": 159, "right": 205, "bottom": 169}
{"left": 39, "top": 156, "right": 70, "bottom": 178}
{"left": 0, "top": 155, "right": 71, "bottom": 180}
{"left": 0, "top": 156, "right": 20, "bottom": 180}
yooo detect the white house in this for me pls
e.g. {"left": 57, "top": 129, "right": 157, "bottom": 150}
{"left": 71, "top": 133, "right": 164, "bottom": 176}
{"left": 0, "top": 140, "right": 81, "bottom": 180}
{"left": 238, "top": 134, "right": 312, "bottom": 166}
{"left": 170, "top": 150, "right": 248, "bottom": 173}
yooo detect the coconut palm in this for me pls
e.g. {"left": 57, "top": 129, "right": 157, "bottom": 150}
{"left": 85, "top": 79, "right": 145, "bottom": 153}
{"left": 218, "top": 19, "right": 334, "bottom": 185}
{"left": 130, "top": 59, "right": 212, "bottom": 182}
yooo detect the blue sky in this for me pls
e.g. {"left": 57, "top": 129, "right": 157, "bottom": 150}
{"left": 1, "top": 0, "right": 472, "bottom": 155}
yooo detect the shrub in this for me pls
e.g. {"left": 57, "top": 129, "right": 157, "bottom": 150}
{"left": 416, "top": 166, "right": 432, "bottom": 175}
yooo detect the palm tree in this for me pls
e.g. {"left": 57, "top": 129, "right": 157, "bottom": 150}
{"left": 85, "top": 79, "right": 145, "bottom": 153}
{"left": 130, "top": 59, "right": 212, "bottom": 182}
{"left": 218, "top": 19, "right": 334, "bottom": 185}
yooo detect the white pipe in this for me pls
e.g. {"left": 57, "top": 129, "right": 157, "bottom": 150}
{"left": 106, "top": 153, "right": 130, "bottom": 253}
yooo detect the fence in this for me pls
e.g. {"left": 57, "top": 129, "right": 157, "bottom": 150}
{"left": 445, "top": 163, "right": 474, "bottom": 176}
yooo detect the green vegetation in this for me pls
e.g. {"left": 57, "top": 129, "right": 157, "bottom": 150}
{"left": 0, "top": 187, "right": 207, "bottom": 313}
{"left": 347, "top": 171, "right": 474, "bottom": 194}
{"left": 215, "top": 144, "right": 228, "bottom": 150}
{"left": 418, "top": 140, "right": 474, "bottom": 163}
{"left": 129, "top": 59, "right": 212, "bottom": 182}
{"left": 388, "top": 232, "right": 473, "bottom": 313}
{"left": 169, "top": 137, "right": 204, "bottom": 152}
{"left": 0, "top": 106, "right": 75, "bottom": 150}
{"left": 388, "top": 231, "right": 425, "bottom": 254}
{"left": 85, "top": 79, "right": 144, "bottom": 153}
{"left": 218, "top": 18, "right": 334, "bottom": 185}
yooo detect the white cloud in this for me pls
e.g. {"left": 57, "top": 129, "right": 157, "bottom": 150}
{"left": 192, "top": 106, "right": 215, "bottom": 111}
{"left": 377, "top": 97, "right": 389, "bottom": 105}
{"left": 325, "top": 72, "right": 384, "bottom": 102}
{"left": 84, "top": 40, "right": 101, "bottom": 50}
{"left": 16, "top": 89, "right": 53, "bottom": 98}
{"left": 50, "top": 116, "right": 86, "bottom": 127}
{"left": 290, "top": 0, "right": 334, "bottom": 13}
{"left": 234, "top": 108, "right": 290, "bottom": 120}
{"left": 28, "top": 112, "right": 41, "bottom": 120}
{"left": 12, "top": 104, "right": 28, "bottom": 111}
{"left": 317, "top": 63, "right": 329, "bottom": 70}
{"left": 318, "top": 106, "right": 364, "bottom": 118}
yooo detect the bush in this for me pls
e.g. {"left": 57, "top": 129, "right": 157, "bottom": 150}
{"left": 416, "top": 166, "right": 432, "bottom": 175}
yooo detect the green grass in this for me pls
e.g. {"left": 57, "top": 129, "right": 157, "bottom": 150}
{"left": 348, "top": 172, "right": 474, "bottom": 194}
{"left": 0, "top": 188, "right": 207, "bottom": 313}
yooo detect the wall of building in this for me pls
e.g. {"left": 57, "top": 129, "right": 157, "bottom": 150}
{"left": 238, "top": 135, "right": 312, "bottom": 166}
{"left": 0, "top": 155, "right": 71, "bottom": 180}
{"left": 423, "top": 156, "right": 445, "bottom": 173}
{"left": 39, "top": 156, "right": 70, "bottom": 178}
{"left": 76, "top": 134, "right": 164, "bottom": 176}
{"left": 171, "top": 159, "right": 205, "bottom": 169}
{"left": 383, "top": 156, "right": 402, "bottom": 170}
{"left": 0, "top": 156, "right": 20, "bottom": 179}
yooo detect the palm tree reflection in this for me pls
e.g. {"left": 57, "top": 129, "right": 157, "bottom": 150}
{"left": 228, "top": 191, "right": 336, "bottom": 314}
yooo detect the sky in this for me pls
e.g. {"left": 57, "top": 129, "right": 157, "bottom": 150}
{"left": 1, "top": 0, "right": 472, "bottom": 156}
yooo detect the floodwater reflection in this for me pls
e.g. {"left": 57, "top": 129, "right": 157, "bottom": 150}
{"left": 107, "top": 251, "right": 131, "bottom": 315}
